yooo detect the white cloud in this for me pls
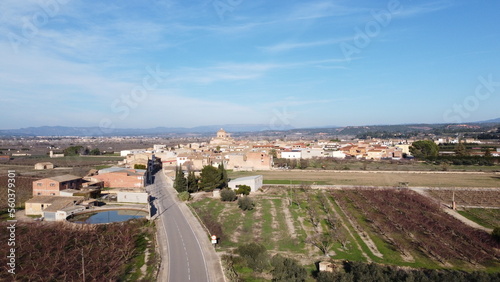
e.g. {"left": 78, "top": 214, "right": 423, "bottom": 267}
{"left": 260, "top": 37, "right": 355, "bottom": 53}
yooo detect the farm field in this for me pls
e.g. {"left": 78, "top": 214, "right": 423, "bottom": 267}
{"left": 457, "top": 209, "right": 500, "bottom": 229}
{"left": 275, "top": 158, "right": 500, "bottom": 172}
{"left": 229, "top": 170, "right": 500, "bottom": 188}
{"left": 426, "top": 189, "right": 500, "bottom": 208}
{"left": 4, "top": 155, "right": 124, "bottom": 168}
{"left": 188, "top": 187, "right": 500, "bottom": 280}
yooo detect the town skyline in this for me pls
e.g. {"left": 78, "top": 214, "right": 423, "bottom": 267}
{"left": 2, "top": 1, "right": 500, "bottom": 129}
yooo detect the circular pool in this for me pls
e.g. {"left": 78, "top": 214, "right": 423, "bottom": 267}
{"left": 69, "top": 210, "right": 148, "bottom": 224}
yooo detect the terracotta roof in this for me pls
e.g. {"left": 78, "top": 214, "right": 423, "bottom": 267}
{"left": 48, "top": 175, "right": 82, "bottom": 182}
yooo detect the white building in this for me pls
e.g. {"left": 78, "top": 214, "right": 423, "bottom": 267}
{"left": 120, "top": 149, "right": 147, "bottom": 157}
{"left": 327, "top": 151, "right": 347, "bottom": 159}
{"left": 228, "top": 175, "right": 263, "bottom": 193}
{"left": 280, "top": 150, "right": 302, "bottom": 159}
{"left": 301, "top": 148, "right": 325, "bottom": 159}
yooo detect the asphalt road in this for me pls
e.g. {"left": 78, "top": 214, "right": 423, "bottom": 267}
{"left": 148, "top": 172, "right": 211, "bottom": 282}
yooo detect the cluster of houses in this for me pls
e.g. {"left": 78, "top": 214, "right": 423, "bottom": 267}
{"left": 25, "top": 167, "right": 152, "bottom": 221}
{"left": 118, "top": 129, "right": 415, "bottom": 173}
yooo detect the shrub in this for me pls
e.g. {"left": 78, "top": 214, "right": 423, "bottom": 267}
{"left": 492, "top": 227, "right": 500, "bottom": 242}
{"left": 236, "top": 185, "right": 251, "bottom": 195}
{"left": 134, "top": 164, "right": 146, "bottom": 169}
{"left": 270, "top": 254, "right": 307, "bottom": 282}
{"left": 238, "top": 196, "right": 254, "bottom": 211}
{"left": 220, "top": 188, "right": 237, "bottom": 202}
{"left": 237, "top": 243, "right": 268, "bottom": 272}
{"left": 177, "top": 191, "right": 191, "bottom": 201}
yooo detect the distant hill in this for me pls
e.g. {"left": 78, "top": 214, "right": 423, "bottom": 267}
{"left": 1, "top": 119, "right": 498, "bottom": 137}
{"left": 476, "top": 117, "right": 500, "bottom": 123}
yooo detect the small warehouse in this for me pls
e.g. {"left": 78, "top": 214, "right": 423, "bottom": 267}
{"left": 228, "top": 175, "right": 263, "bottom": 193}
{"left": 34, "top": 162, "right": 54, "bottom": 170}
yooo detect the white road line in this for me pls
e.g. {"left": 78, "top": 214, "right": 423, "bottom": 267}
{"left": 174, "top": 218, "right": 191, "bottom": 280}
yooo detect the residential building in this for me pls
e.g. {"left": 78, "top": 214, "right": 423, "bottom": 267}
{"left": 32, "top": 175, "right": 83, "bottom": 196}
{"left": 91, "top": 168, "right": 146, "bottom": 188}
{"left": 280, "top": 150, "right": 302, "bottom": 159}
{"left": 25, "top": 196, "right": 84, "bottom": 219}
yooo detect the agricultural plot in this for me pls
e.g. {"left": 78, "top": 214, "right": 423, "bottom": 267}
{"left": 189, "top": 187, "right": 500, "bottom": 276}
{"left": 331, "top": 189, "right": 500, "bottom": 270}
{"left": 426, "top": 189, "right": 500, "bottom": 207}
{"left": 229, "top": 170, "right": 500, "bottom": 188}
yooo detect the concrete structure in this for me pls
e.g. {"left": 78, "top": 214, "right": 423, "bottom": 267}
{"left": 301, "top": 148, "right": 325, "bottom": 159}
{"left": 49, "top": 150, "right": 64, "bottom": 158}
{"left": 25, "top": 196, "right": 84, "bottom": 217}
{"left": 117, "top": 190, "right": 149, "bottom": 203}
{"left": 395, "top": 144, "right": 411, "bottom": 155}
{"left": 32, "top": 175, "right": 83, "bottom": 196}
{"left": 228, "top": 175, "right": 263, "bottom": 193}
{"left": 34, "top": 162, "right": 54, "bottom": 170}
{"left": 49, "top": 205, "right": 86, "bottom": 221}
{"left": 319, "top": 261, "right": 335, "bottom": 272}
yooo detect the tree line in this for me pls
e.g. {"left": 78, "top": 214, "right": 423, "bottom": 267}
{"left": 410, "top": 140, "right": 498, "bottom": 165}
{"left": 173, "top": 163, "right": 229, "bottom": 193}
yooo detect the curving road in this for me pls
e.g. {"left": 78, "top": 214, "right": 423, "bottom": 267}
{"left": 147, "top": 171, "right": 225, "bottom": 282}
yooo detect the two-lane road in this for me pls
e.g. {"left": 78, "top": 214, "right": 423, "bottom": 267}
{"left": 148, "top": 172, "right": 211, "bottom": 282}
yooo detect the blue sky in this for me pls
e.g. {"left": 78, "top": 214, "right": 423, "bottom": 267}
{"left": 1, "top": 0, "right": 499, "bottom": 130}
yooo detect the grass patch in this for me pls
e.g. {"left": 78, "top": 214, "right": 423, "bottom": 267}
{"left": 259, "top": 199, "right": 275, "bottom": 249}
{"left": 263, "top": 179, "right": 327, "bottom": 185}
{"left": 458, "top": 208, "right": 500, "bottom": 229}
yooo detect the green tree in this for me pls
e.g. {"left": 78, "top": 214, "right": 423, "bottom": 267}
{"left": 89, "top": 148, "right": 101, "bottom": 155}
{"left": 199, "top": 165, "right": 221, "bottom": 192}
{"left": 217, "top": 163, "right": 228, "bottom": 189}
{"left": 220, "top": 188, "right": 237, "bottom": 202}
{"left": 173, "top": 166, "right": 187, "bottom": 192}
{"left": 235, "top": 185, "right": 251, "bottom": 195}
{"left": 270, "top": 254, "right": 307, "bottom": 282}
{"left": 270, "top": 149, "right": 277, "bottom": 158}
{"left": 63, "top": 145, "right": 84, "bottom": 156}
{"left": 187, "top": 171, "right": 198, "bottom": 193}
{"left": 484, "top": 148, "right": 492, "bottom": 158}
{"left": 409, "top": 140, "right": 439, "bottom": 159}
{"left": 454, "top": 140, "right": 469, "bottom": 157}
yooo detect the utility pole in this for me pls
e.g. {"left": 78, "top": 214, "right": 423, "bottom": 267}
{"left": 452, "top": 191, "right": 456, "bottom": 210}
{"left": 82, "top": 248, "right": 85, "bottom": 282}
